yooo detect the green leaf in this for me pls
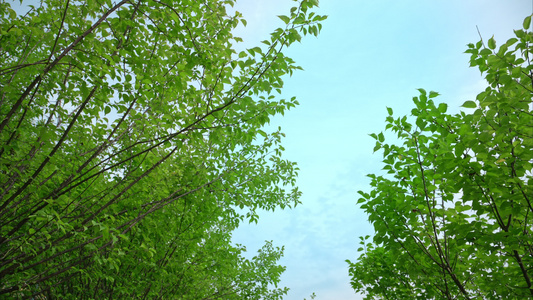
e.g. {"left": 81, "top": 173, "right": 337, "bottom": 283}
{"left": 506, "top": 37, "right": 518, "bottom": 46}
{"left": 488, "top": 36, "right": 496, "bottom": 50}
{"left": 377, "top": 132, "right": 385, "bottom": 143}
{"left": 428, "top": 91, "right": 440, "bottom": 98}
{"left": 278, "top": 15, "right": 290, "bottom": 24}
{"left": 523, "top": 15, "right": 531, "bottom": 30}
{"left": 461, "top": 100, "right": 477, "bottom": 108}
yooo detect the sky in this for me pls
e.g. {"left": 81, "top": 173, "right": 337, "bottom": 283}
{"left": 230, "top": 1, "right": 533, "bottom": 299}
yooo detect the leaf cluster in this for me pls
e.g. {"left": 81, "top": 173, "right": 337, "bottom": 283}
{"left": 0, "top": 0, "right": 326, "bottom": 298}
{"left": 349, "top": 15, "right": 533, "bottom": 300}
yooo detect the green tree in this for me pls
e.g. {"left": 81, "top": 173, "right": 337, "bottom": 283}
{"left": 348, "top": 15, "right": 533, "bottom": 299}
{"left": 0, "top": 0, "right": 326, "bottom": 298}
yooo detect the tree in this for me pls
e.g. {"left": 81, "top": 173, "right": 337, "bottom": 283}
{"left": 0, "top": 0, "right": 326, "bottom": 298}
{"left": 348, "top": 15, "right": 533, "bottom": 299}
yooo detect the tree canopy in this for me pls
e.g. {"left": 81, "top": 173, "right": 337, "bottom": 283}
{"left": 0, "top": 0, "right": 325, "bottom": 298}
{"left": 348, "top": 15, "right": 533, "bottom": 299}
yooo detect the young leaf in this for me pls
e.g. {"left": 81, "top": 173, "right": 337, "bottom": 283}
{"left": 523, "top": 15, "right": 531, "bottom": 30}
{"left": 461, "top": 100, "right": 477, "bottom": 108}
{"left": 278, "top": 15, "right": 290, "bottom": 24}
{"left": 488, "top": 36, "right": 496, "bottom": 50}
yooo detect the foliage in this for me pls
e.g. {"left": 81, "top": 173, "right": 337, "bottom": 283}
{"left": 348, "top": 15, "right": 533, "bottom": 299}
{"left": 0, "top": 0, "right": 326, "bottom": 298}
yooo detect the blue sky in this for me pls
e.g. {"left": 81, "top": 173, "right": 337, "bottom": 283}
{"left": 230, "top": 1, "right": 532, "bottom": 299}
